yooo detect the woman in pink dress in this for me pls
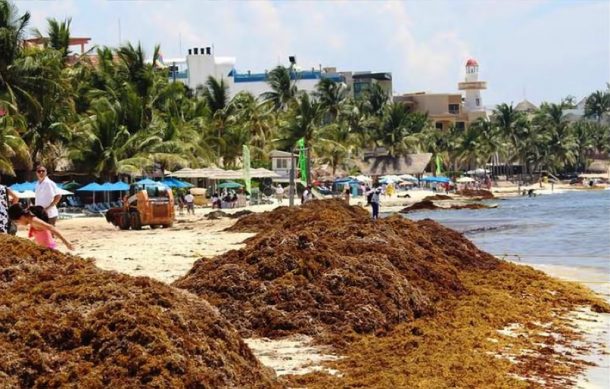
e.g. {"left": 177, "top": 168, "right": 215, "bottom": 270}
{"left": 8, "top": 204, "right": 74, "bottom": 250}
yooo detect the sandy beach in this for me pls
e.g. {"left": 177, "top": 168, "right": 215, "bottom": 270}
{"left": 15, "top": 191, "right": 605, "bottom": 387}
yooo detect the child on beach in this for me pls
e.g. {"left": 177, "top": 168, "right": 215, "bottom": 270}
{"left": 8, "top": 204, "right": 74, "bottom": 250}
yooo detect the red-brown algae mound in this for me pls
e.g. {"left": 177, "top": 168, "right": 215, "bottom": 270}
{"left": 457, "top": 189, "right": 495, "bottom": 199}
{"left": 174, "top": 199, "right": 500, "bottom": 340}
{"left": 400, "top": 200, "right": 494, "bottom": 213}
{"left": 0, "top": 234, "right": 278, "bottom": 388}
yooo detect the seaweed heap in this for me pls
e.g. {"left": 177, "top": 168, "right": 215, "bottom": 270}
{"left": 174, "top": 199, "right": 500, "bottom": 339}
{"left": 457, "top": 189, "right": 495, "bottom": 199}
{"left": 0, "top": 235, "right": 277, "bottom": 388}
{"left": 400, "top": 200, "right": 493, "bottom": 213}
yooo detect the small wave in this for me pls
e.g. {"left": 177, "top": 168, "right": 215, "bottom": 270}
{"left": 463, "top": 224, "right": 520, "bottom": 235}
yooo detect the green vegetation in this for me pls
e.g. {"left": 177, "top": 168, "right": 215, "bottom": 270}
{"left": 1, "top": 0, "right": 608, "bottom": 179}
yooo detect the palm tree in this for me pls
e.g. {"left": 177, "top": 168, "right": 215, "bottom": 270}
{"left": 314, "top": 120, "right": 357, "bottom": 176}
{"left": 0, "top": 110, "right": 30, "bottom": 174}
{"left": 533, "top": 103, "right": 576, "bottom": 174}
{"left": 375, "top": 103, "right": 422, "bottom": 157}
{"left": 199, "top": 76, "right": 229, "bottom": 114}
{"left": 231, "top": 91, "right": 275, "bottom": 164}
{"left": 261, "top": 66, "right": 297, "bottom": 110}
{"left": 360, "top": 82, "right": 388, "bottom": 117}
{"left": 276, "top": 92, "right": 321, "bottom": 150}
{"left": 0, "top": 0, "right": 29, "bottom": 79}
{"left": 315, "top": 78, "right": 349, "bottom": 123}
{"left": 33, "top": 17, "right": 72, "bottom": 59}
{"left": 70, "top": 97, "right": 136, "bottom": 179}
{"left": 571, "top": 120, "right": 593, "bottom": 173}
{"left": 493, "top": 103, "right": 530, "bottom": 177}
{"left": 584, "top": 90, "right": 610, "bottom": 123}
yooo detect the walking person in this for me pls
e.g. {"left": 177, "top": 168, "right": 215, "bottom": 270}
{"left": 275, "top": 184, "right": 285, "bottom": 204}
{"left": 8, "top": 204, "right": 74, "bottom": 250}
{"left": 367, "top": 185, "right": 382, "bottom": 220}
{"left": 34, "top": 165, "right": 61, "bottom": 226}
{"left": 184, "top": 191, "right": 195, "bottom": 215}
{"left": 0, "top": 177, "right": 19, "bottom": 234}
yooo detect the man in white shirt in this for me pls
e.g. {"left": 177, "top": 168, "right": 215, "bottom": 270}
{"left": 35, "top": 165, "right": 61, "bottom": 225}
{"left": 184, "top": 192, "right": 194, "bottom": 215}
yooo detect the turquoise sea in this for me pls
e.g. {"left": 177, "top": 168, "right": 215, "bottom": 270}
{"left": 404, "top": 190, "right": 610, "bottom": 274}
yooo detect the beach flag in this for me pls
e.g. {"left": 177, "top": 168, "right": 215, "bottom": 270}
{"left": 243, "top": 145, "right": 251, "bottom": 194}
{"left": 297, "top": 138, "right": 307, "bottom": 185}
{"left": 435, "top": 154, "right": 442, "bottom": 176}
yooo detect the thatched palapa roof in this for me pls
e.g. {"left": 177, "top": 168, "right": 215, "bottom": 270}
{"left": 361, "top": 153, "right": 432, "bottom": 176}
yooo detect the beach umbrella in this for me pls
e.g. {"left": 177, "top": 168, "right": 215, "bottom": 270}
{"left": 380, "top": 175, "right": 402, "bottom": 184}
{"left": 355, "top": 175, "right": 372, "bottom": 183}
{"left": 77, "top": 182, "right": 105, "bottom": 204}
{"left": 160, "top": 177, "right": 192, "bottom": 189}
{"left": 420, "top": 176, "right": 451, "bottom": 183}
{"left": 110, "top": 181, "right": 130, "bottom": 191}
{"left": 15, "top": 190, "right": 36, "bottom": 199}
{"left": 9, "top": 183, "right": 24, "bottom": 191}
{"left": 135, "top": 178, "right": 158, "bottom": 185}
{"left": 398, "top": 174, "right": 418, "bottom": 182}
{"left": 62, "top": 180, "right": 81, "bottom": 191}
{"left": 218, "top": 181, "right": 243, "bottom": 189}
{"left": 12, "top": 181, "right": 37, "bottom": 191}
{"left": 57, "top": 188, "right": 74, "bottom": 195}
{"left": 456, "top": 177, "right": 475, "bottom": 183}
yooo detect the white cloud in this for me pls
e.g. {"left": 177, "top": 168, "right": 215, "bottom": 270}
{"left": 381, "top": 2, "right": 471, "bottom": 94}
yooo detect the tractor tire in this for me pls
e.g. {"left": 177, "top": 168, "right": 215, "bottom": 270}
{"left": 130, "top": 212, "right": 142, "bottom": 230}
{"left": 118, "top": 212, "right": 130, "bottom": 230}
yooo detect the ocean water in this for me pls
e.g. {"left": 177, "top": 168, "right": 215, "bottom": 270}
{"left": 403, "top": 190, "right": 610, "bottom": 273}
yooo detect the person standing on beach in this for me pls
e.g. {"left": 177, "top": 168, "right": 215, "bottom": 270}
{"left": 34, "top": 165, "right": 61, "bottom": 226}
{"left": 367, "top": 185, "right": 381, "bottom": 220}
{"left": 275, "top": 184, "right": 285, "bottom": 204}
{"left": 0, "top": 177, "right": 19, "bottom": 234}
{"left": 184, "top": 192, "right": 194, "bottom": 215}
{"left": 8, "top": 204, "right": 74, "bottom": 250}
{"left": 301, "top": 186, "right": 312, "bottom": 204}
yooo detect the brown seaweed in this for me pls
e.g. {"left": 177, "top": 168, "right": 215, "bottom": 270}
{"left": 0, "top": 235, "right": 278, "bottom": 388}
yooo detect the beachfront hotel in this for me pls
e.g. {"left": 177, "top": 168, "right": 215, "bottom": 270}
{"left": 394, "top": 58, "right": 488, "bottom": 131}
{"left": 164, "top": 46, "right": 392, "bottom": 99}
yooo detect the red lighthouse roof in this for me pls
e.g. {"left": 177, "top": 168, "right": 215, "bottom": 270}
{"left": 466, "top": 58, "right": 479, "bottom": 67}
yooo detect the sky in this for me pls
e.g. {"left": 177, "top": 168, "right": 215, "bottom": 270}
{"left": 15, "top": 0, "right": 610, "bottom": 107}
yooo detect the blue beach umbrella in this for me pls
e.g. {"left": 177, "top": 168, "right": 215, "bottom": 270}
{"left": 420, "top": 176, "right": 451, "bottom": 183}
{"left": 110, "top": 181, "right": 130, "bottom": 191}
{"left": 77, "top": 182, "right": 105, "bottom": 204}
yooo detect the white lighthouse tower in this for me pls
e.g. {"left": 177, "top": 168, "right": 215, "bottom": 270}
{"left": 458, "top": 58, "right": 487, "bottom": 112}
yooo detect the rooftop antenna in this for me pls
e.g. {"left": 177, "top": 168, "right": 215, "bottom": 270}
{"left": 118, "top": 18, "right": 122, "bottom": 45}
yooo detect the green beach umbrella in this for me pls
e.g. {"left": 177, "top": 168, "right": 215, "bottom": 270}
{"left": 62, "top": 180, "right": 81, "bottom": 191}
{"left": 218, "top": 181, "right": 243, "bottom": 189}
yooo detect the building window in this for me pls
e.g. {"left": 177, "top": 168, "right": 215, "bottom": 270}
{"left": 435, "top": 122, "right": 443, "bottom": 130}
{"left": 448, "top": 104, "right": 459, "bottom": 114}
{"left": 276, "top": 158, "right": 288, "bottom": 169}
{"left": 476, "top": 98, "right": 480, "bottom": 106}
{"left": 456, "top": 122, "right": 465, "bottom": 130}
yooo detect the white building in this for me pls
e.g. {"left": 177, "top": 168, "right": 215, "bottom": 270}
{"left": 166, "top": 46, "right": 344, "bottom": 99}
